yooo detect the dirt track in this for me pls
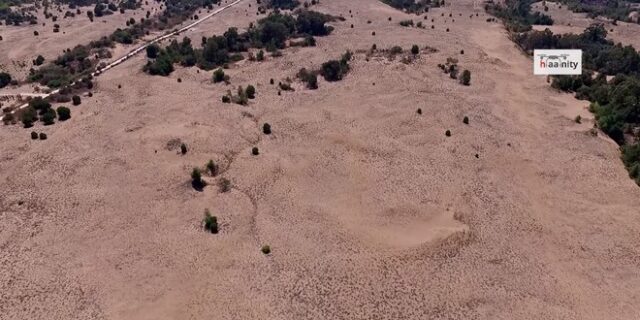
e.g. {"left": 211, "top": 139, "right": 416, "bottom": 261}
{"left": 0, "top": 0, "right": 244, "bottom": 121}
{"left": 2, "top": 0, "right": 640, "bottom": 319}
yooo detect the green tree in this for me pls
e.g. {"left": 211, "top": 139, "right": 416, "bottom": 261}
{"left": 56, "top": 106, "right": 71, "bottom": 121}
{"left": 146, "top": 44, "right": 160, "bottom": 59}
{"left": 0, "top": 72, "right": 12, "bottom": 88}
{"left": 41, "top": 108, "right": 57, "bottom": 125}
{"left": 246, "top": 85, "right": 256, "bottom": 99}
{"left": 21, "top": 108, "right": 37, "bottom": 128}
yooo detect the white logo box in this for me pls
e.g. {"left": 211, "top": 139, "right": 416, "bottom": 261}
{"left": 533, "top": 49, "right": 583, "bottom": 75}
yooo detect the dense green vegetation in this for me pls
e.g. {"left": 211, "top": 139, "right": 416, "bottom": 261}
{"left": 18, "top": 97, "right": 72, "bottom": 127}
{"left": 1, "top": 0, "right": 37, "bottom": 26}
{"left": 144, "top": 10, "right": 335, "bottom": 76}
{"left": 380, "top": 0, "right": 443, "bottom": 13}
{"left": 553, "top": 0, "right": 638, "bottom": 21}
{"left": 264, "top": 0, "right": 300, "bottom": 10}
{"left": 489, "top": 0, "right": 640, "bottom": 185}
{"left": 486, "top": 0, "right": 554, "bottom": 32}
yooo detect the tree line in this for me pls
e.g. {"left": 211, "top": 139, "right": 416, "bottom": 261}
{"left": 144, "top": 9, "right": 337, "bottom": 76}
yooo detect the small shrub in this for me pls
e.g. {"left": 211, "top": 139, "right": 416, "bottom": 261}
{"left": 298, "top": 68, "right": 318, "bottom": 89}
{"left": 203, "top": 209, "right": 219, "bottom": 233}
{"left": 252, "top": 147, "right": 259, "bottom": 155}
{"left": 31, "top": 131, "right": 38, "bottom": 139}
{"left": 206, "top": 160, "right": 219, "bottom": 176}
{"left": 399, "top": 19, "right": 414, "bottom": 27}
{"left": 222, "top": 95, "right": 231, "bottom": 103}
{"left": 263, "top": 123, "right": 272, "bottom": 135}
{"left": 445, "top": 130, "right": 451, "bottom": 137}
{"left": 39, "top": 132, "right": 47, "bottom": 140}
{"left": 417, "top": 108, "right": 422, "bottom": 115}
{"left": 463, "top": 116, "right": 469, "bottom": 124}
{"left": 321, "top": 58, "right": 349, "bottom": 82}
{"left": 411, "top": 44, "right": 419, "bottom": 55}
{"left": 180, "top": 143, "right": 188, "bottom": 155}
{"left": 191, "top": 168, "right": 205, "bottom": 189}
{"left": 575, "top": 115, "right": 582, "bottom": 124}
{"left": 246, "top": 85, "right": 256, "bottom": 99}
{"left": 56, "top": 106, "right": 71, "bottom": 121}
{"left": 34, "top": 55, "right": 45, "bottom": 66}
{"left": 460, "top": 70, "right": 471, "bottom": 86}
{"left": 279, "top": 82, "right": 294, "bottom": 91}
{"left": 389, "top": 46, "right": 403, "bottom": 55}
{"left": 261, "top": 245, "right": 271, "bottom": 254}
{"left": 218, "top": 178, "right": 231, "bottom": 193}
{"left": 213, "top": 68, "right": 226, "bottom": 83}
{"left": 72, "top": 95, "right": 81, "bottom": 106}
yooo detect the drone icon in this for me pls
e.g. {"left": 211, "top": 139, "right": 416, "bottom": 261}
{"left": 537, "top": 53, "right": 570, "bottom": 62}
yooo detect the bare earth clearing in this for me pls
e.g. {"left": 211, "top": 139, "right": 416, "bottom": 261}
{"left": 2, "top": 0, "right": 640, "bottom": 319}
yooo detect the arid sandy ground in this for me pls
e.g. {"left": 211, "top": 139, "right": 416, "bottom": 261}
{"left": 2, "top": 0, "right": 640, "bottom": 319}
{"left": 532, "top": 1, "right": 640, "bottom": 49}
